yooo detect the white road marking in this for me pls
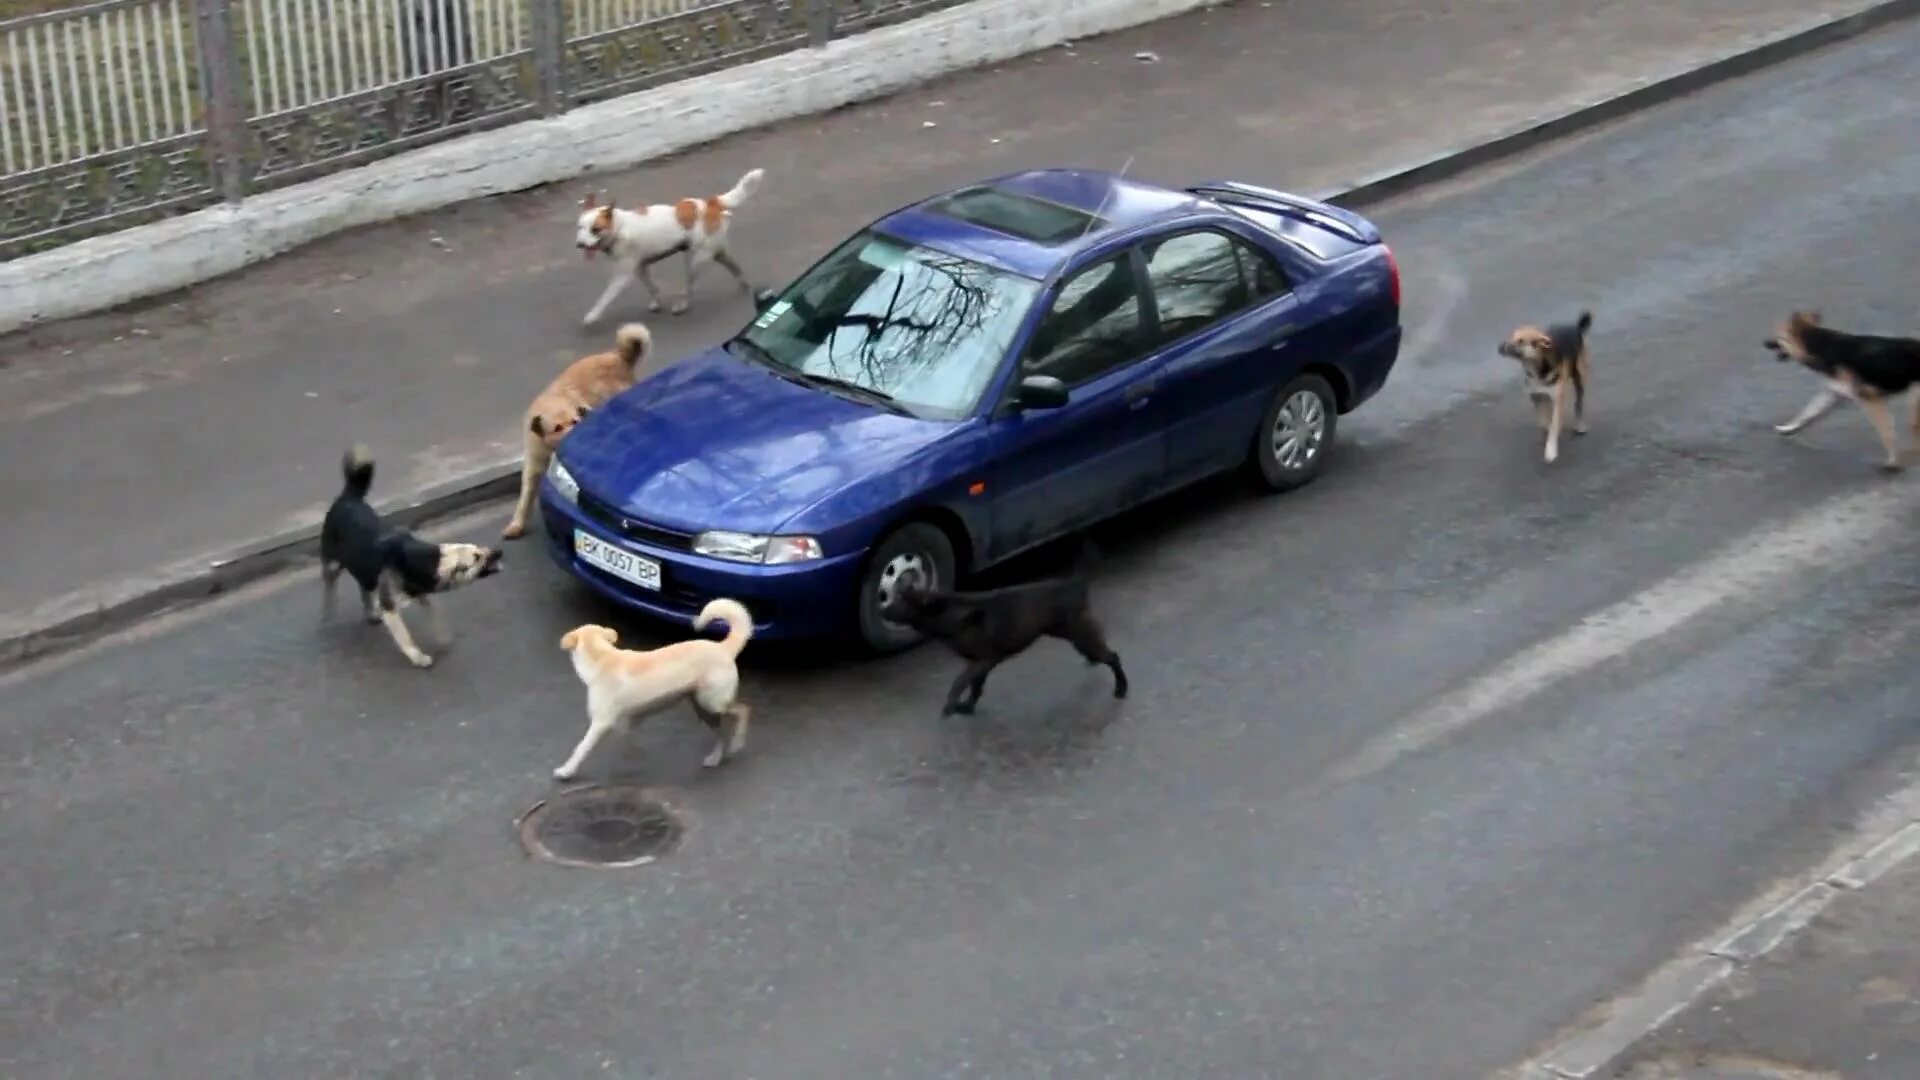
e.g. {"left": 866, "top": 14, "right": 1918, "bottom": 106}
{"left": 1328, "top": 485, "right": 1917, "bottom": 785}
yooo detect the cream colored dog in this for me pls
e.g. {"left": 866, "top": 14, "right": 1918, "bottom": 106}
{"left": 553, "top": 598, "right": 754, "bottom": 780}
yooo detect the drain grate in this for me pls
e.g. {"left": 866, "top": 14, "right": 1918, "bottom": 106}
{"left": 518, "top": 785, "right": 683, "bottom": 868}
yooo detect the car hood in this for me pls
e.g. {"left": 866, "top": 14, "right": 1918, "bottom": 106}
{"left": 558, "top": 344, "right": 957, "bottom": 535}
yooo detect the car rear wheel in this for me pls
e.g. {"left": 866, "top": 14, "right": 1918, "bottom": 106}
{"left": 1247, "top": 372, "right": 1338, "bottom": 493}
{"left": 855, "top": 522, "right": 957, "bottom": 655}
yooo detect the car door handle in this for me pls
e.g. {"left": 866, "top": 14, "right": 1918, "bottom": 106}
{"left": 1125, "top": 380, "right": 1158, "bottom": 406}
{"left": 1270, "top": 323, "right": 1298, "bottom": 344}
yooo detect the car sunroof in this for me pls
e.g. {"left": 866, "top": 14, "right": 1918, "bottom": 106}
{"left": 925, "top": 186, "right": 1106, "bottom": 244}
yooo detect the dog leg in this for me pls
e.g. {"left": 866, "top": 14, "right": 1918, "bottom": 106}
{"left": 672, "top": 249, "right": 706, "bottom": 316}
{"left": 712, "top": 248, "right": 752, "bottom": 295}
{"left": 504, "top": 439, "right": 550, "bottom": 539}
{"left": 724, "top": 702, "right": 750, "bottom": 755}
{"left": 1543, "top": 379, "right": 1567, "bottom": 463}
{"left": 1530, "top": 394, "right": 1552, "bottom": 431}
{"left": 1860, "top": 397, "right": 1903, "bottom": 471}
{"left": 415, "top": 595, "right": 450, "bottom": 645}
{"left": 359, "top": 588, "right": 380, "bottom": 625}
{"left": 1061, "top": 616, "right": 1129, "bottom": 699}
{"left": 553, "top": 712, "right": 617, "bottom": 781}
{"left": 1776, "top": 388, "right": 1839, "bottom": 435}
{"left": 942, "top": 661, "right": 994, "bottom": 716}
{"left": 635, "top": 254, "right": 670, "bottom": 313}
{"left": 379, "top": 607, "right": 434, "bottom": 668}
{"left": 321, "top": 560, "right": 342, "bottom": 619}
{"left": 1573, "top": 372, "right": 1589, "bottom": 435}
{"left": 582, "top": 272, "right": 632, "bottom": 326}
{"left": 1907, "top": 390, "right": 1920, "bottom": 450}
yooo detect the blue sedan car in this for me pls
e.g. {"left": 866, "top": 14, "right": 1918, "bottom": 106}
{"left": 540, "top": 168, "right": 1402, "bottom": 652}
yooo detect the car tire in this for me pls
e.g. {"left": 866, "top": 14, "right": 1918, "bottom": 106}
{"left": 1247, "top": 372, "right": 1339, "bottom": 493}
{"left": 855, "top": 522, "right": 957, "bottom": 655}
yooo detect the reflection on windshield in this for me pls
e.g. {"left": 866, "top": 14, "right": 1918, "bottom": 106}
{"left": 735, "top": 230, "right": 1040, "bottom": 418}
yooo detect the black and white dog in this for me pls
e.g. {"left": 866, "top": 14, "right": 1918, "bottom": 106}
{"left": 320, "top": 446, "right": 504, "bottom": 668}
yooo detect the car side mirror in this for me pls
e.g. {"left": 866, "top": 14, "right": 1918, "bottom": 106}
{"left": 1013, "top": 374, "right": 1070, "bottom": 411}
{"left": 752, "top": 288, "right": 779, "bottom": 314}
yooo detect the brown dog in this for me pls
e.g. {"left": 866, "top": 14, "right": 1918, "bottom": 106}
{"left": 503, "top": 322, "right": 652, "bottom": 539}
{"left": 1498, "top": 310, "right": 1593, "bottom": 464}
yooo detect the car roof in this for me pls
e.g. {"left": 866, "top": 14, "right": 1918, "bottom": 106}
{"left": 872, "top": 169, "right": 1215, "bottom": 279}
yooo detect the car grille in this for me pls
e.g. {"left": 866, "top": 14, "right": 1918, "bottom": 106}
{"left": 576, "top": 490, "right": 695, "bottom": 551}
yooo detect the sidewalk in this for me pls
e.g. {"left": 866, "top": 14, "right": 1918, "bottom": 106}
{"left": 0, "top": 0, "right": 1886, "bottom": 647}
{"left": 1606, "top": 850, "right": 1920, "bottom": 1080}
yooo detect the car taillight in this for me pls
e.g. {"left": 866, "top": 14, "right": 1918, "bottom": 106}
{"left": 1382, "top": 244, "right": 1401, "bottom": 308}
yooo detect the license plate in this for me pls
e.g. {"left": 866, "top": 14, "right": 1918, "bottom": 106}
{"left": 574, "top": 529, "right": 661, "bottom": 591}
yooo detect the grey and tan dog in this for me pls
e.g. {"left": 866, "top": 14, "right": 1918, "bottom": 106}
{"left": 1498, "top": 309, "right": 1593, "bottom": 464}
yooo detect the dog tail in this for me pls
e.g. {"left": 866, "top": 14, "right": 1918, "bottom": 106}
{"left": 340, "top": 444, "right": 375, "bottom": 498}
{"left": 1576, "top": 310, "right": 1593, "bottom": 337}
{"left": 694, "top": 597, "right": 755, "bottom": 656}
{"left": 717, "top": 168, "right": 765, "bottom": 210}
{"left": 613, "top": 322, "right": 652, "bottom": 368}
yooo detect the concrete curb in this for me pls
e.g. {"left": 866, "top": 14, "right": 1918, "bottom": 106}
{"left": 0, "top": 0, "right": 1233, "bottom": 336}
{"left": 1514, "top": 817, "right": 1920, "bottom": 1079}
{"left": 3, "top": 0, "right": 1918, "bottom": 673}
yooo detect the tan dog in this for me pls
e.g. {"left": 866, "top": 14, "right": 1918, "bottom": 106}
{"left": 552, "top": 598, "right": 755, "bottom": 781}
{"left": 575, "top": 167, "right": 764, "bottom": 324}
{"left": 1498, "top": 310, "right": 1593, "bottom": 464}
{"left": 503, "top": 322, "right": 653, "bottom": 540}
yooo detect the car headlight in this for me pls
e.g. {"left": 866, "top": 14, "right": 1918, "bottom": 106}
{"left": 693, "top": 531, "right": 824, "bottom": 565}
{"left": 546, "top": 457, "right": 579, "bottom": 504}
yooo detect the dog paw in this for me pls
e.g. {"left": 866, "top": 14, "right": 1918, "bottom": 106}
{"left": 1774, "top": 422, "right": 1801, "bottom": 436}
{"left": 702, "top": 747, "right": 727, "bottom": 768}
{"left": 581, "top": 313, "right": 600, "bottom": 327}
{"left": 408, "top": 652, "right": 435, "bottom": 669}
{"left": 1882, "top": 460, "right": 1904, "bottom": 474}
{"left": 669, "top": 300, "right": 690, "bottom": 316}
{"left": 552, "top": 766, "right": 577, "bottom": 782}
{"left": 1543, "top": 445, "right": 1559, "bottom": 464}
{"left": 502, "top": 522, "right": 526, "bottom": 540}
{"left": 942, "top": 702, "right": 975, "bottom": 717}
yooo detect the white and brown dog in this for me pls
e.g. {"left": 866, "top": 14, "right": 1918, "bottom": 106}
{"left": 552, "top": 598, "right": 756, "bottom": 780}
{"left": 503, "top": 321, "right": 652, "bottom": 540}
{"left": 575, "top": 167, "right": 765, "bottom": 324}
{"left": 1498, "top": 310, "right": 1593, "bottom": 464}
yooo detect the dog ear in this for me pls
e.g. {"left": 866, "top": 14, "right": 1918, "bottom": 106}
{"left": 560, "top": 628, "right": 579, "bottom": 649}
{"left": 1806, "top": 309, "right": 1822, "bottom": 326}
{"left": 581, "top": 191, "right": 597, "bottom": 209}
{"left": 530, "top": 415, "right": 546, "bottom": 437}
{"left": 1576, "top": 310, "right": 1593, "bottom": 335}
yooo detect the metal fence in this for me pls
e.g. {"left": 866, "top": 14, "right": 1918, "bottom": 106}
{"left": 0, "top": 0, "right": 967, "bottom": 257}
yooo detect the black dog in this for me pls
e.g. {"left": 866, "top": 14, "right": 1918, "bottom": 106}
{"left": 320, "top": 445, "right": 504, "bottom": 669}
{"left": 880, "top": 543, "right": 1127, "bottom": 716}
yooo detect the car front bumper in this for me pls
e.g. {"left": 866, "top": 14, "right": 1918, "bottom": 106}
{"left": 538, "top": 480, "right": 867, "bottom": 642}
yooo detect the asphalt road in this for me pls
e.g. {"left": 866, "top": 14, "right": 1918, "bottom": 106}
{"left": 8, "top": 21, "right": 1920, "bottom": 1080}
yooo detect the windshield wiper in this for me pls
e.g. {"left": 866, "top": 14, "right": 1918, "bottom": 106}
{"left": 794, "top": 371, "right": 914, "bottom": 415}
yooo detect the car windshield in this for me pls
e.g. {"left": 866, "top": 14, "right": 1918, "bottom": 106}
{"left": 730, "top": 229, "right": 1040, "bottom": 419}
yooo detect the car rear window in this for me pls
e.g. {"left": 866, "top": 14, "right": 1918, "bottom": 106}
{"left": 925, "top": 186, "right": 1106, "bottom": 244}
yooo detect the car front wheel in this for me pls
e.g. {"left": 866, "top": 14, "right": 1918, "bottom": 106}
{"left": 1247, "top": 372, "right": 1339, "bottom": 493}
{"left": 855, "top": 522, "right": 957, "bottom": 655}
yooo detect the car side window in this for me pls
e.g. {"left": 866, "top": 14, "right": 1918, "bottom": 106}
{"left": 1234, "top": 236, "right": 1291, "bottom": 302}
{"left": 1140, "top": 230, "right": 1252, "bottom": 345}
{"left": 1022, "top": 253, "right": 1151, "bottom": 388}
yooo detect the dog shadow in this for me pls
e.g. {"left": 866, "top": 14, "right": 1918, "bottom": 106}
{"left": 928, "top": 670, "right": 1127, "bottom": 780}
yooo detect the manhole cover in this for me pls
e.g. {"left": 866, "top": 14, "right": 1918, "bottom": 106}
{"left": 517, "top": 785, "right": 683, "bottom": 868}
